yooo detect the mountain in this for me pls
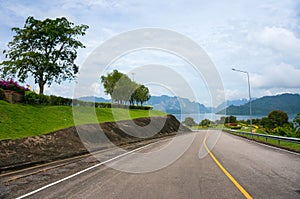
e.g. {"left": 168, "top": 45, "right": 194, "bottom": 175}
{"left": 77, "top": 93, "right": 300, "bottom": 117}
{"left": 146, "top": 95, "right": 210, "bottom": 114}
{"left": 218, "top": 93, "right": 300, "bottom": 115}
{"left": 78, "top": 95, "right": 210, "bottom": 114}
{"left": 77, "top": 96, "right": 110, "bottom": 103}
{"left": 213, "top": 98, "right": 249, "bottom": 113}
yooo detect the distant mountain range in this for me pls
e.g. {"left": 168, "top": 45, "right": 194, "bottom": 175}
{"left": 77, "top": 95, "right": 249, "bottom": 114}
{"left": 78, "top": 96, "right": 111, "bottom": 103}
{"left": 213, "top": 98, "right": 250, "bottom": 113}
{"left": 78, "top": 93, "right": 300, "bottom": 116}
{"left": 218, "top": 93, "right": 300, "bottom": 115}
{"left": 146, "top": 95, "right": 210, "bottom": 114}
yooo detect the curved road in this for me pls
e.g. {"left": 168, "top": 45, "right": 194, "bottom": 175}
{"left": 6, "top": 130, "right": 300, "bottom": 198}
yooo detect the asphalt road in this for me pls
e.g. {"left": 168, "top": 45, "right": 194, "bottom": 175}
{"left": 8, "top": 130, "right": 300, "bottom": 198}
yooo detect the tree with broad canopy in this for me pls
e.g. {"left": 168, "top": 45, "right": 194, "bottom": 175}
{"left": 0, "top": 16, "right": 88, "bottom": 94}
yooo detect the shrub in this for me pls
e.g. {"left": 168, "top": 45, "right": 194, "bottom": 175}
{"left": 129, "top": 105, "right": 153, "bottom": 110}
{"left": 95, "top": 102, "right": 111, "bottom": 108}
{"left": 225, "top": 123, "right": 242, "bottom": 129}
{"left": 0, "top": 88, "right": 5, "bottom": 100}
{"left": 38, "top": 94, "right": 50, "bottom": 104}
{"left": 61, "top": 97, "right": 72, "bottom": 106}
{"left": 24, "top": 91, "right": 40, "bottom": 104}
{"left": 296, "top": 129, "right": 300, "bottom": 138}
{"left": 50, "top": 95, "right": 62, "bottom": 105}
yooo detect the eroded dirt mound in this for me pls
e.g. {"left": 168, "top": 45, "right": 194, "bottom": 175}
{"left": 0, "top": 115, "right": 190, "bottom": 171}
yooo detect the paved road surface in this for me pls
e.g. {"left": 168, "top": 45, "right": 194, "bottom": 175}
{"left": 10, "top": 130, "right": 300, "bottom": 198}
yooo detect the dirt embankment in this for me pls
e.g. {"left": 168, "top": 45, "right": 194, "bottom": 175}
{"left": 0, "top": 115, "right": 190, "bottom": 171}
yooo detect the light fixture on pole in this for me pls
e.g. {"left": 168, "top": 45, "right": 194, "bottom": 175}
{"left": 232, "top": 68, "right": 252, "bottom": 134}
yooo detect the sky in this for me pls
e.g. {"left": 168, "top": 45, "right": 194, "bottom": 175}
{"left": 1, "top": 0, "right": 300, "bottom": 106}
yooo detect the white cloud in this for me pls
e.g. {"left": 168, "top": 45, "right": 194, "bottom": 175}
{"left": 1, "top": 0, "right": 300, "bottom": 103}
{"left": 252, "top": 27, "right": 300, "bottom": 61}
{"left": 251, "top": 63, "right": 300, "bottom": 89}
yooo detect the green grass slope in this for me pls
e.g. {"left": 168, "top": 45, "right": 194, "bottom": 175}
{"left": 0, "top": 100, "right": 166, "bottom": 140}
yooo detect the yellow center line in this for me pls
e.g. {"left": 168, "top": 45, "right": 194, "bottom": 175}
{"left": 203, "top": 135, "right": 253, "bottom": 199}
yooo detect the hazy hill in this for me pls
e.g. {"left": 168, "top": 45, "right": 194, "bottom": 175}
{"left": 213, "top": 98, "right": 249, "bottom": 113}
{"left": 146, "top": 95, "right": 210, "bottom": 114}
{"left": 218, "top": 93, "right": 300, "bottom": 115}
{"left": 77, "top": 96, "right": 110, "bottom": 103}
{"left": 78, "top": 94, "right": 300, "bottom": 116}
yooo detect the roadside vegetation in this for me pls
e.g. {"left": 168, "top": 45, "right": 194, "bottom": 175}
{"left": 227, "top": 130, "right": 300, "bottom": 152}
{"left": 183, "top": 111, "right": 300, "bottom": 152}
{"left": 183, "top": 110, "right": 300, "bottom": 138}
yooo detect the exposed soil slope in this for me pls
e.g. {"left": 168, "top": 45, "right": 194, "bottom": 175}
{"left": 0, "top": 115, "right": 189, "bottom": 171}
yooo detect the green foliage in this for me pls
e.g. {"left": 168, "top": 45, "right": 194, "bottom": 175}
{"left": 0, "top": 100, "right": 166, "bottom": 140}
{"left": 260, "top": 117, "right": 271, "bottom": 129}
{"left": 129, "top": 105, "right": 153, "bottom": 110}
{"left": 25, "top": 91, "right": 72, "bottom": 105}
{"left": 0, "top": 88, "right": 5, "bottom": 100}
{"left": 24, "top": 91, "right": 40, "bottom": 104}
{"left": 101, "top": 70, "right": 151, "bottom": 106}
{"left": 101, "top": 69, "right": 124, "bottom": 97}
{"left": 268, "top": 123, "right": 296, "bottom": 137}
{"left": 293, "top": 112, "right": 300, "bottom": 130}
{"left": 259, "top": 110, "right": 289, "bottom": 134}
{"left": 267, "top": 110, "right": 289, "bottom": 128}
{"left": 24, "top": 91, "right": 50, "bottom": 105}
{"left": 223, "top": 115, "right": 237, "bottom": 123}
{"left": 112, "top": 74, "right": 137, "bottom": 104}
{"left": 182, "top": 117, "right": 197, "bottom": 127}
{"left": 0, "top": 16, "right": 88, "bottom": 94}
{"left": 199, "top": 118, "right": 211, "bottom": 127}
{"left": 221, "top": 110, "right": 300, "bottom": 138}
{"left": 229, "top": 125, "right": 242, "bottom": 129}
{"left": 235, "top": 110, "right": 299, "bottom": 138}
{"left": 133, "top": 85, "right": 151, "bottom": 106}
{"left": 296, "top": 129, "right": 300, "bottom": 138}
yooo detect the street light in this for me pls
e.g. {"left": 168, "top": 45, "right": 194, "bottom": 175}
{"left": 232, "top": 68, "right": 252, "bottom": 134}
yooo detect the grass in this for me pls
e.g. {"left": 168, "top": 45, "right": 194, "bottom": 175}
{"left": 0, "top": 100, "right": 166, "bottom": 140}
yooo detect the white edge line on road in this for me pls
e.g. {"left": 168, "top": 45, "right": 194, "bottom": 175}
{"left": 224, "top": 131, "right": 300, "bottom": 156}
{"left": 249, "top": 138, "right": 300, "bottom": 156}
{"left": 16, "top": 139, "right": 168, "bottom": 199}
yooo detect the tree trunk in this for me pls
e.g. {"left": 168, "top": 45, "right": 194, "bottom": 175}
{"left": 39, "top": 82, "right": 44, "bottom": 94}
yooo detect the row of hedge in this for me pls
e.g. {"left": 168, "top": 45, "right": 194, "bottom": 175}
{"left": 22, "top": 91, "right": 153, "bottom": 110}
{"left": 24, "top": 91, "right": 73, "bottom": 105}
{"left": 0, "top": 88, "right": 5, "bottom": 100}
{"left": 72, "top": 99, "right": 153, "bottom": 110}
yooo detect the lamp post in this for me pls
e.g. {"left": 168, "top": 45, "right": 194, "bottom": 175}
{"left": 232, "top": 68, "right": 252, "bottom": 134}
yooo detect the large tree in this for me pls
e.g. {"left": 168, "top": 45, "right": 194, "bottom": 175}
{"left": 113, "top": 75, "right": 138, "bottom": 104}
{"left": 182, "top": 117, "right": 197, "bottom": 127}
{"left": 267, "top": 110, "right": 289, "bottom": 128}
{"left": 101, "top": 70, "right": 151, "bottom": 105}
{"left": 134, "top": 85, "right": 150, "bottom": 106}
{"left": 0, "top": 16, "right": 88, "bottom": 94}
{"left": 101, "top": 69, "right": 125, "bottom": 102}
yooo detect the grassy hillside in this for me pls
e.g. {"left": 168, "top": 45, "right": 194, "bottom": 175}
{"left": 0, "top": 100, "right": 166, "bottom": 140}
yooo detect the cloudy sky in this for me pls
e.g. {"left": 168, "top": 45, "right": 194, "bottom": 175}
{"left": 1, "top": 0, "right": 300, "bottom": 106}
